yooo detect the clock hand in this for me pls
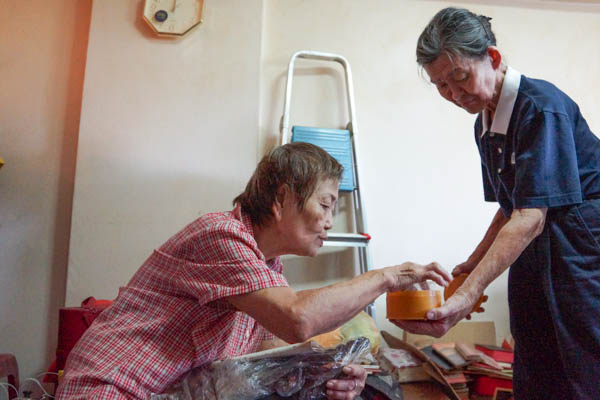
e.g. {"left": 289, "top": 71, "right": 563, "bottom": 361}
{"left": 172, "top": 0, "right": 176, "bottom": 12}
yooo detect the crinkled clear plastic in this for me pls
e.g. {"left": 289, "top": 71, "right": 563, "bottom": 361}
{"left": 151, "top": 337, "right": 371, "bottom": 400}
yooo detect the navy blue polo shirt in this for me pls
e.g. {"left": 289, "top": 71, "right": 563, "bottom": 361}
{"left": 475, "top": 67, "right": 600, "bottom": 216}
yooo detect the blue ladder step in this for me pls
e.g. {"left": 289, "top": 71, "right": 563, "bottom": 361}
{"left": 291, "top": 126, "right": 355, "bottom": 192}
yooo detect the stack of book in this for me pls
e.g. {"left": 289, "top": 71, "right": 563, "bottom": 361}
{"left": 421, "top": 343, "right": 471, "bottom": 399}
{"left": 378, "top": 347, "right": 431, "bottom": 383}
{"left": 415, "top": 342, "right": 514, "bottom": 399}
{"left": 380, "top": 331, "right": 516, "bottom": 399}
{"left": 466, "top": 343, "right": 514, "bottom": 397}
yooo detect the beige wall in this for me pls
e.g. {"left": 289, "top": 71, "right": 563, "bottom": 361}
{"left": 66, "top": 0, "right": 264, "bottom": 304}
{"left": 0, "top": 0, "right": 91, "bottom": 380}
{"left": 2, "top": 0, "right": 600, "bottom": 382}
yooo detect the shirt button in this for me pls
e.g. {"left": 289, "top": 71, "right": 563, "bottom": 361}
{"left": 245, "top": 330, "right": 250, "bottom": 339}
{"left": 497, "top": 168, "right": 502, "bottom": 174}
{"left": 498, "top": 148, "right": 502, "bottom": 154}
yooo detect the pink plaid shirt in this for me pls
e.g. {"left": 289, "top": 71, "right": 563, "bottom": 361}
{"left": 56, "top": 206, "right": 289, "bottom": 399}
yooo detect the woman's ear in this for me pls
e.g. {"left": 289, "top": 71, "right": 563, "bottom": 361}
{"left": 487, "top": 46, "right": 502, "bottom": 69}
{"left": 271, "top": 184, "right": 290, "bottom": 221}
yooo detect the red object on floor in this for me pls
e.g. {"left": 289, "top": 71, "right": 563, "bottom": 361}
{"left": 472, "top": 375, "right": 513, "bottom": 396}
{"left": 0, "top": 353, "right": 19, "bottom": 399}
{"left": 42, "top": 359, "right": 58, "bottom": 384}
{"left": 55, "top": 297, "right": 113, "bottom": 372}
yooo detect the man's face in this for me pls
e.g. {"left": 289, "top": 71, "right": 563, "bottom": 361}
{"left": 279, "top": 178, "right": 339, "bottom": 257}
{"left": 425, "top": 52, "right": 497, "bottom": 114}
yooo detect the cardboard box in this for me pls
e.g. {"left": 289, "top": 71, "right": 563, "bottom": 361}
{"left": 402, "top": 321, "right": 497, "bottom": 348}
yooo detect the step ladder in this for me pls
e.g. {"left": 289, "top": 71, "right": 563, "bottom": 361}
{"left": 279, "top": 50, "right": 375, "bottom": 318}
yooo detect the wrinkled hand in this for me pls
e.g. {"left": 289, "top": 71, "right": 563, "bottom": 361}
{"left": 391, "top": 288, "right": 480, "bottom": 338}
{"left": 468, "top": 295, "right": 488, "bottom": 317}
{"left": 385, "top": 262, "right": 452, "bottom": 292}
{"left": 325, "top": 364, "right": 366, "bottom": 400}
{"left": 452, "top": 260, "right": 477, "bottom": 276}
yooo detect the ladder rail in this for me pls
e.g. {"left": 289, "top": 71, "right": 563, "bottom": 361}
{"left": 280, "top": 51, "right": 357, "bottom": 146}
{"left": 279, "top": 50, "right": 368, "bottom": 236}
{"left": 278, "top": 50, "right": 375, "bottom": 317}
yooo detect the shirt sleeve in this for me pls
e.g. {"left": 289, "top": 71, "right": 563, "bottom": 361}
{"left": 512, "top": 110, "right": 582, "bottom": 209}
{"left": 176, "top": 225, "right": 289, "bottom": 306}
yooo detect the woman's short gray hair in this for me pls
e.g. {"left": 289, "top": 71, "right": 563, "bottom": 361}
{"left": 416, "top": 7, "right": 496, "bottom": 66}
{"left": 233, "top": 142, "right": 343, "bottom": 227}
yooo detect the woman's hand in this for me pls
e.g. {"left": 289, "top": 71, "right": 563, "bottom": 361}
{"left": 391, "top": 285, "right": 482, "bottom": 337}
{"left": 452, "top": 259, "right": 477, "bottom": 276}
{"left": 325, "top": 364, "right": 366, "bottom": 400}
{"left": 384, "top": 262, "right": 451, "bottom": 292}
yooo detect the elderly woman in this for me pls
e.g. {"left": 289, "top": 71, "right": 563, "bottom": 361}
{"left": 56, "top": 142, "right": 450, "bottom": 400}
{"left": 394, "top": 7, "right": 600, "bottom": 399}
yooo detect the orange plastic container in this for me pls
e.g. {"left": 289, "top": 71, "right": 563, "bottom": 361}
{"left": 386, "top": 290, "right": 442, "bottom": 320}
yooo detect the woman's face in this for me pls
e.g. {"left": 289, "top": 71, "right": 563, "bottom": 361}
{"left": 279, "top": 178, "right": 339, "bottom": 257}
{"left": 425, "top": 51, "right": 497, "bottom": 114}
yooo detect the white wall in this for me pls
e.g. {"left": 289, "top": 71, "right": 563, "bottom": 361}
{"left": 0, "top": 0, "right": 91, "bottom": 380}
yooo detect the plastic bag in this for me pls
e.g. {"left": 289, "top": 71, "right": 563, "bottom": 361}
{"left": 310, "top": 311, "right": 380, "bottom": 354}
{"left": 151, "top": 337, "right": 371, "bottom": 400}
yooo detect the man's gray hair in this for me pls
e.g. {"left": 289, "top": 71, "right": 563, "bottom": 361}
{"left": 416, "top": 7, "right": 496, "bottom": 66}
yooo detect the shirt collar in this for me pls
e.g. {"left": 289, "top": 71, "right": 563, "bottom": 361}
{"left": 481, "top": 66, "right": 521, "bottom": 137}
{"left": 233, "top": 203, "right": 282, "bottom": 270}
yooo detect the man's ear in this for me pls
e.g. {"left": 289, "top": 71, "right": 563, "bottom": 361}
{"left": 271, "top": 184, "right": 290, "bottom": 222}
{"left": 487, "top": 46, "right": 502, "bottom": 69}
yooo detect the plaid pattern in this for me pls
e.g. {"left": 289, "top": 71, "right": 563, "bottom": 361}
{"left": 56, "top": 206, "right": 288, "bottom": 399}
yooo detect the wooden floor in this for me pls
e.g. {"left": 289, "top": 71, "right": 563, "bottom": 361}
{"left": 402, "top": 382, "right": 451, "bottom": 400}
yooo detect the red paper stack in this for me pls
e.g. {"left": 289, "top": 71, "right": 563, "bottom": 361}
{"left": 468, "top": 344, "right": 514, "bottom": 396}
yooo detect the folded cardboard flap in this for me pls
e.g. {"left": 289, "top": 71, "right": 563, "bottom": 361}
{"left": 381, "top": 331, "right": 461, "bottom": 400}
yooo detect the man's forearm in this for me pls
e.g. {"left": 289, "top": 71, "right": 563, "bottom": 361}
{"left": 258, "top": 337, "right": 289, "bottom": 351}
{"left": 466, "top": 208, "right": 509, "bottom": 266}
{"left": 464, "top": 208, "right": 547, "bottom": 294}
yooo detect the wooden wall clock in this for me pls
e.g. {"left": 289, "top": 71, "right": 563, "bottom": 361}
{"left": 143, "top": 0, "right": 203, "bottom": 38}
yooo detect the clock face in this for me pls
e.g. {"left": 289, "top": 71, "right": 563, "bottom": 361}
{"left": 143, "top": 0, "right": 203, "bottom": 37}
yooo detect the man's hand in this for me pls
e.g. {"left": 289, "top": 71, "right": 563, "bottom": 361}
{"left": 384, "top": 262, "right": 451, "bottom": 291}
{"left": 452, "top": 259, "right": 477, "bottom": 276}
{"left": 325, "top": 364, "right": 366, "bottom": 400}
{"left": 391, "top": 287, "right": 480, "bottom": 337}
